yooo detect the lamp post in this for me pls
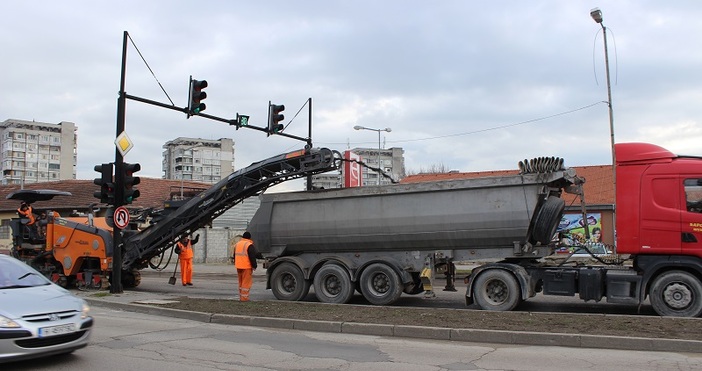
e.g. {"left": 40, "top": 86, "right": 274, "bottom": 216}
{"left": 591, "top": 7, "right": 616, "bottom": 250}
{"left": 354, "top": 125, "right": 392, "bottom": 185}
{"left": 178, "top": 143, "right": 202, "bottom": 198}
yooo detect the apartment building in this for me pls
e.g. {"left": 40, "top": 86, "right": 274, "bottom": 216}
{"left": 0, "top": 119, "right": 77, "bottom": 185}
{"left": 162, "top": 137, "right": 234, "bottom": 184}
{"left": 312, "top": 147, "right": 405, "bottom": 189}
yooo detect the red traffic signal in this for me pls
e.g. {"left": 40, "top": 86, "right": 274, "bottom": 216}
{"left": 93, "top": 163, "right": 115, "bottom": 204}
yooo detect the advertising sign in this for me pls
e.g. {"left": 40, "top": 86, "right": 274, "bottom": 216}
{"left": 344, "top": 150, "right": 362, "bottom": 188}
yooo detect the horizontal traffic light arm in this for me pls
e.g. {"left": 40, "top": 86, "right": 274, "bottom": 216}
{"left": 122, "top": 93, "right": 310, "bottom": 143}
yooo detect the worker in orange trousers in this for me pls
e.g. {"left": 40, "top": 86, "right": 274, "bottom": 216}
{"left": 176, "top": 234, "right": 199, "bottom": 286}
{"left": 233, "top": 231, "right": 258, "bottom": 301}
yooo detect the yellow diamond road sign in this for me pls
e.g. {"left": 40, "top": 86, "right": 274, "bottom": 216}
{"left": 115, "top": 132, "right": 134, "bottom": 157}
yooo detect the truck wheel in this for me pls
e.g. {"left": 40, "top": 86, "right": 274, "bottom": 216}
{"left": 531, "top": 196, "right": 565, "bottom": 245}
{"left": 313, "top": 264, "right": 354, "bottom": 304}
{"left": 650, "top": 270, "right": 702, "bottom": 317}
{"left": 271, "top": 262, "right": 311, "bottom": 301}
{"left": 473, "top": 269, "right": 521, "bottom": 311}
{"left": 359, "top": 263, "right": 403, "bottom": 305}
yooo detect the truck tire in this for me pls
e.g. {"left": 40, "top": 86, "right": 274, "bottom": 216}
{"left": 473, "top": 269, "right": 521, "bottom": 311}
{"left": 531, "top": 196, "right": 565, "bottom": 245}
{"left": 270, "top": 262, "right": 311, "bottom": 301}
{"left": 313, "top": 263, "right": 354, "bottom": 304}
{"left": 649, "top": 270, "right": 702, "bottom": 317}
{"left": 359, "top": 263, "right": 403, "bottom": 305}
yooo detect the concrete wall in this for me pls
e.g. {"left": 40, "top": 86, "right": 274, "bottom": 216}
{"left": 192, "top": 228, "right": 247, "bottom": 264}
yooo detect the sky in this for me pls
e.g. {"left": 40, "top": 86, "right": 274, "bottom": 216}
{"left": 3, "top": 1, "right": 702, "bottom": 190}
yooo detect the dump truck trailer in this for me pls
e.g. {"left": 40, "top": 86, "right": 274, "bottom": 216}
{"left": 250, "top": 158, "right": 579, "bottom": 305}
{"left": 251, "top": 143, "right": 702, "bottom": 317}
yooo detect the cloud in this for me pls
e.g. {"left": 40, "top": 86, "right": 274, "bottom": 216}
{"left": 2, "top": 0, "right": 701, "bottom": 183}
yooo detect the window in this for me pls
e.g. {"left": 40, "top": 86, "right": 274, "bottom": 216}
{"left": 684, "top": 178, "right": 702, "bottom": 213}
{"left": 0, "top": 224, "right": 10, "bottom": 240}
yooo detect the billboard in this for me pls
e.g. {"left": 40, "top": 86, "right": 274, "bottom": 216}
{"left": 344, "top": 150, "right": 362, "bottom": 188}
{"left": 556, "top": 212, "right": 603, "bottom": 245}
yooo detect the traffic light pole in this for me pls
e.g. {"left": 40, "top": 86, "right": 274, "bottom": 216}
{"left": 110, "top": 31, "right": 316, "bottom": 294}
{"left": 123, "top": 93, "right": 311, "bottom": 143}
{"left": 111, "top": 31, "right": 130, "bottom": 294}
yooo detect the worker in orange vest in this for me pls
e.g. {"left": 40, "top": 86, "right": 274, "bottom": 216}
{"left": 176, "top": 234, "right": 199, "bottom": 286}
{"left": 233, "top": 232, "right": 258, "bottom": 301}
{"left": 17, "top": 202, "right": 37, "bottom": 238}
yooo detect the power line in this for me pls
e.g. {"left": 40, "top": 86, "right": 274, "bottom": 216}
{"left": 127, "top": 34, "right": 175, "bottom": 106}
{"left": 320, "top": 101, "right": 605, "bottom": 146}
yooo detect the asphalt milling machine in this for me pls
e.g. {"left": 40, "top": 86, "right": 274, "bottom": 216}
{"left": 7, "top": 147, "right": 341, "bottom": 289}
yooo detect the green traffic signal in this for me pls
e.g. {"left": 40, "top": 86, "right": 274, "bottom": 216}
{"left": 268, "top": 103, "right": 285, "bottom": 134}
{"left": 235, "top": 113, "right": 250, "bottom": 128}
{"left": 123, "top": 162, "right": 141, "bottom": 204}
{"left": 187, "top": 77, "right": 208, "bottom": 118}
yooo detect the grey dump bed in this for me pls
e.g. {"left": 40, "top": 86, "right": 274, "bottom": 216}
{"left": 250, "top": 168, "right": 579, "bottom": 259}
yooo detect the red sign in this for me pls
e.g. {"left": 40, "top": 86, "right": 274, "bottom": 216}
{"left": 113, "top": 206, "right": 130, "bottom": 229}
{"left": 344, "top": 150, "right": 362, "bottom": 188}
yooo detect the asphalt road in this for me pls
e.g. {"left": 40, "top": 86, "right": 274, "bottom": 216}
{"left": 10, "top": 306, "right": 698, "bottom": 371}
{"left": 134, "top": 265, "right": 658, "bottom": 316}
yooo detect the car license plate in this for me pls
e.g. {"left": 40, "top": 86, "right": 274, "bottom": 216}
{"left": 39, "top": 324, "right": 76, "bottom": 337}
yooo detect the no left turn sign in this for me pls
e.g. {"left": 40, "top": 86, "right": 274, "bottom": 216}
{"left": 114, "top": 206, "right": 130, "bottom": 229}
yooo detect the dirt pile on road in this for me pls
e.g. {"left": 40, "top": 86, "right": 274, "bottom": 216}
{"left": 153, "top": 297, "right": 702, "bottom": 341}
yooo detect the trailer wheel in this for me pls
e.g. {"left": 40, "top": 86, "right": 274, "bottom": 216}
{"left": 359, "top": 263, "right": 403, "bottom": 305}
{"left": 531, "top": 196, "right": 565, "bottom": 245}
{"left": 270, "top": 262, "right": 311, "bottom": 301}
{"left": 313, "top": 264, "right": 354, "bottom": 304}
{"left": 473, "top": 269, "right": 521, "bottom": 311}
{"left": 649, "top": 270, "right": 702, "bottom": 317}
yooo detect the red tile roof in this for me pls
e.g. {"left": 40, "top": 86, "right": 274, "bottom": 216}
{"left": 401, "top": 165, "right": 614, "bottom": 206}
{"left": 0, "top": 178, "right": 211, "bottom": 213}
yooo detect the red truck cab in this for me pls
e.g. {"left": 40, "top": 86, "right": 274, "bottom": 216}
{"left": 616, "top": 142, "right": 702, "bottom": 258}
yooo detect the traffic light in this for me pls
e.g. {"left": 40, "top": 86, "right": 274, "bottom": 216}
{"left": 93, "top": 163, "right": 115, "bottom": 204}
{"left": 123, "top": 162, "right": 141, "bottom": 204}
{"left": 268, "top": 102, "right": 285, "bottom": 134}
{"left": 234, "top": 113, "right": 250, "bottom": 128}
{"left": 187, "top": 77, "right": 208, "bottom": 118}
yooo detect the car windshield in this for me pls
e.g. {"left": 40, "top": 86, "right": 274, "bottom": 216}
{"left": 0, "top": 257, "right": 51, "bottom": 289}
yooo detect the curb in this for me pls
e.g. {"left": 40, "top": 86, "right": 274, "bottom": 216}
{"left": 85, "top": 299, "right": 702, "bottom": 353}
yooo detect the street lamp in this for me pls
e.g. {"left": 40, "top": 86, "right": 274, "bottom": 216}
{"left": 591, "top": 7, "right": 616, "bottom": 251}
{"left": 178, "top": 143, "right": 202, "bottom": 198}
{"left": 354, "top": 125, "right": 392, "bottom": 185}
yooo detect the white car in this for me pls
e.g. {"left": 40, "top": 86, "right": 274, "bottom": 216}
{"left": 0, "top": 254, "right": 93, "bottom": 363}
